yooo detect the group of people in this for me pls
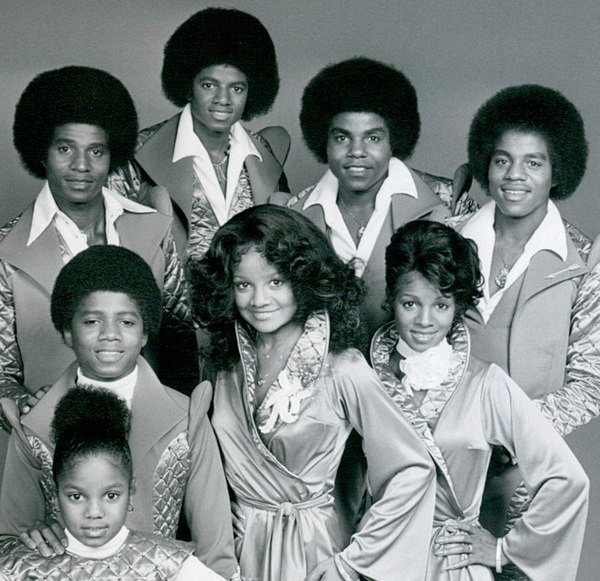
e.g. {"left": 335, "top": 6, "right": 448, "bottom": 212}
{"left": 0, "top": 6, "right": 597, "bottom": 581}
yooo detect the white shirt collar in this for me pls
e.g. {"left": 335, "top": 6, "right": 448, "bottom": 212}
{"left": 173, "top": 104, "right": 261, "bottom": 224}
{"left": 27, "top": 183, "right": 154, "bottom": 247}
{"left": 66, "top": 526, "right": 129, "bottom": 559}
{"left": 462, "top": 199, "right": 567, "bottom": 320}
{"left": 302, "top": 158, "right": 417, "bottom": 275}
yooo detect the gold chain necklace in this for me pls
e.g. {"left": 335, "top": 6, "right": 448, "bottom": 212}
{"left": 337, "top": 195, "right": 371, "bottom": 239}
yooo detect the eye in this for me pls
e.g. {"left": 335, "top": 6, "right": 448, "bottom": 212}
{"left": 82, "top": 318, "right": 100, "bottom": 326}
{"left": 401, "top": 301, "right": 415, "bottom": 309}
{"left": 492, "top": 156, "right": 509, "bottom": 166}
{"left": 200, "top": 81, "right": 214, "bottom": 90}
{"left": 90, "top": 147, "right": 105, "bottom": 157}
{"left": 436, "top": 303, "right": 450, "bottom": 311}
{"left": 57, "top": 145, "right": 71, "bottom": 154}
{"left": 527, "top": 159, "right": 542, "bottom": 168}
{"left": 120, "top": 319, "right": 136, "bottom": 327}
{"left": 232, "top": 85, "right": 246, "bottom": 94}
{"left": 68, "top": 493, "right": 82, "bottom": 502}
{"left": 332, "top": 134, "right": 347, "bottom": 143}
{"left": 106, "top": 492, "right": 120, "bottom": 501}
{"left": 270, "top": 278, "right": 285, "bottom": 288}
{"left": 367, "top": 135, "right": 381, "bottom": 143}
{"left": 234, "top": 281, "right": 250, "bottom": 291}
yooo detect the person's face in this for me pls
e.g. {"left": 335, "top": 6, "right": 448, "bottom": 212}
{"left": 326, "top": 112, "right": 393, "bottom": 198}
{"left": 488, "top": 130, "right": 554, "bottom": 224}
{"left": 57, "top": 453, "right": 131, "bottom": 548}
{"left": 190, "top": 64, "right": 248, "bottom": 135}
{"left": 64, "top": 291, "right": 148, "bottom": 382}
{"left": 44, "top": 123, "right": 110, "bottom": 213}
{"left": 393, "top": 271, "right": 456, "bottom": 353}
{"left": 233, "top": 248, "right": 299, "bottom": 338}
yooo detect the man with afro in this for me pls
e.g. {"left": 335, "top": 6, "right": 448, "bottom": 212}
{"left": 0, "top": 66, "right": 199, "bottom": 464}
{"left": 288, "top": 57, "right": 477, "bottom": 346}
{"left": 109, "top": 7, "right": 290, "bottom": 261}
{"left": 459, "top": 84, "right": 600, "bottom": 575}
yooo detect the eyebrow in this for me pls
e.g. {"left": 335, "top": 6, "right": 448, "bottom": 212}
{"left": 51, "top": 138, "right": 107, "bottom": 148}
{"left": 493, "top": 148, "right": 548, "bottom": 159}
{"left": 78, "top": 309, "right": 141, "bottom": 317}
{"left": 329, "top": 126, "right": 387, "bottom": 135}
{"left": 198, "top": 75, "right": 247, "bottom": 85}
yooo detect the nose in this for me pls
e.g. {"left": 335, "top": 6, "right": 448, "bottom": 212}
{"left": 213, "top": 85, "right": 230, "bottom": 105}
{"left": 250, "top": 285, "right": 269, "bottom": 307}
{"left": 505, "top": 161, "right": 525, "bottom": 180}
{"left": 99, "top": 320, "right": 120, "bottom": 341}
{"left": 415, "top": 307, "right": 433, "bottom": 327}
{"left": 85, "top": 498, "right": 104, "bottom": 519}
{"left": 348, "top": 137, "right": 367, "bottom": 158}
{"left": 70, "top": 149, "right": 90, "bottom": 173}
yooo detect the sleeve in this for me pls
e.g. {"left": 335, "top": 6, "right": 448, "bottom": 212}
{"left": 535, "top": 263, "right": 600, "bottom": 436}
{"left": 0, "top": 399, "right": 47, "bottom": 533}
{"left": 0, "top": 261, "right": 29, "bottom": 432}
{"left": 326, "top": 354, "right": 436, "bottom": 581}
{"left": 481, "top": 364, "right": 589, "bottom": 581}
{"left": 184, "top": 381, "right": 239, "bottom": 579}
{"left": 158, "top": 233, "right": 199, "bottom": 395}
{"left": 175, "top": 554, "right": 228, "bottom": 581}
{"left": 106, "top": 160, "right": 144, "bottom": 202}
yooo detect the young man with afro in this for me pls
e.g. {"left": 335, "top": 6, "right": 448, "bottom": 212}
{"left": 288, "top": 57, "right": 477, "bottom": 346}
{"left": 459, "top": 84, "right": 600, "bottom": 577}
{"left": 109, "top": 7, "right": 290, "bottom": 261}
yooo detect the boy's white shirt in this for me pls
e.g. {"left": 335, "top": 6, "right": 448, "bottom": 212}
{"left": 76, "top": 366, "right": 138, "bottom": 409}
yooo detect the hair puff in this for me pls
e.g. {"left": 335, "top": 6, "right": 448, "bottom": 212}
{"left": 13, "top": 66, "right": 138, "bottom": 179}
{"left": 468, "top": 84, "right": 588, "bottom": 200}
{"left": 300, "top": 57, "right": 420, "bottom": 164}
{"left": 161, "top": 7, "right": 279, "bottom": 119}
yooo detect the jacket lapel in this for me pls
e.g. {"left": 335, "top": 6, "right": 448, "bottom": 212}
{"left": 245, "top": 133, "right": 284, "bottom": 205}
{"left": 135, "top": 115, "right": 195, "bottom": 220}
{"left": 116, "top": 211, "right": 171, "bottom": 266}
{"left": 0, "top": 206, "right": 65, "bottom": 296}
{"left": 128, "top": 358, "right": 187, "bottom": 462}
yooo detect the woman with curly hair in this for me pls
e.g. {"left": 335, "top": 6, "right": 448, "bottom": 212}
{"left": 370, "top": 220, "right": 588, "bottom": 581}
{"left": 456, "top": 86, "right": 600, "bottom": 569}
{"left": 287, "top": 57, "right": 477, "bottom": 345}
{"left": 109, "top": 7, "right": 290, "bottom": 261}
{"left": 189, "top": 204, "right": 437, "bottom": 581}
{"left": 0, "top": 66, "right": 197, "bottom": 431}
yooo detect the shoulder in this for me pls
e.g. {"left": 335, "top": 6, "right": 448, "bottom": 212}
{"left": 253, "top": 126, "right": 291, "bottom": 167}
{"left": 326, "top": 348, "right": 376, "bottom": 381}
{"left": 136, "top": 118, "right": 172, "bottom": 151}
{"left": 0, "top": 215, "right": 22, "bottom": 247}
{"left": 287, "top": 184, "right": 317, "bottom": 210}
{"left": 564, "top": 218, "right": 593, "bottom": 263}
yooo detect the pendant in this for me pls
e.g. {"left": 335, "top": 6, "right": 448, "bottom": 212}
{"left": 357, "top": 226, "right": 366, "bottom": 239}
{"left": 494, "top": 266, "right": 509, "bottom": 289}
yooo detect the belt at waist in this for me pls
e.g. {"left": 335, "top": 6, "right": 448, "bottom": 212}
{"left": 236, "top": 493, "right": 332, "bottom": 517}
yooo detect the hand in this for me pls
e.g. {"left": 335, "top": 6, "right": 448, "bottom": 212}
{"left": 306, "top": 557, "right": 345, "bottom": 581}
{"left": 19, "top": 385, "right": 51, "bottom": 415}
{"left": 19, "top": 519, "right": 68, "bottom": 557}
{"left": 434, "top": 522, "right": 509, "bottom": 571}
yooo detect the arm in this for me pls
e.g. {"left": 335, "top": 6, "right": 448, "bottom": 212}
{"left": 158, "top": 234, "right": 199, "bottom": 395}
{"left": 536, "top": 262, "right": 600, "bottom": 436}
{"left": 481, "top": 365, "right": 589, "bottom": 581}
{"left": 0, "top": 261, "right": 32, "bottom": 430}
{"left": 325, "top": 353, "right": 436, "bottom": 581}
{"left": 185, "top": 381, "right": 238, "bottom": 580}
{"left": 0, "top": 400, "right": 48, "bottom": 534}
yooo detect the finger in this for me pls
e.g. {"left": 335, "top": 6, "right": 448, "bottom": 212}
{"left": 436, "top": 532, "right": 470, "bottom": 545}
{"left": 435, "top": 543, "right": 473, "bottom": 557}
{"left": 48, "top": 521, "right": 68, "bottom": 550}
{"left": 25, "top": 528, "right": 54, "bottom": 557}
{"left": 445, "top": 554, "right": 471, "bottom": 571}
{"left": 18, "top": 531, "right": 37, "bottom": 550}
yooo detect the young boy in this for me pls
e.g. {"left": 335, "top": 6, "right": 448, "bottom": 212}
{"left": 0, "top": 245, "right": 237, "bottom": 580}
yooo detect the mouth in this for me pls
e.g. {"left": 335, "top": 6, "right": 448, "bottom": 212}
{"left": 500, "top": 186, "right": 530, "bottom": 199}
{"left": 81, "top": 526, "right": 108, "bottom": 537}
{"left": 344, "top": 165, "right": 372, "bottom": 177}
{"left": 410, "top": 331, "right": 438, "bottom": 343}
{"left": 250, "top": 310, "right": 277, "bottom": 320}
{"left": 210, "top": 110, "right": 232, "bottom": 121}
{"left": 95, "top": 350, "right": 124, "bottom": 362}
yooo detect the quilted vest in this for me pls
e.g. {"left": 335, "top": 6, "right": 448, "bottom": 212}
{"left": 0, "top": 530, "right": 192, "bottom": 580}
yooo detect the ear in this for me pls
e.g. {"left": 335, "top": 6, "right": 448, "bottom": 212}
{"left": 63, "top": 329, "right": 74, "bottom": 348}
{"left": 141, "top": 333, "right": 148, "bottom": 349}
{"left": 129, "top": 476, "right": 137, "bottom": 497}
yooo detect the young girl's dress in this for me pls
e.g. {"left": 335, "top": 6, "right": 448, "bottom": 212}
{"left": 200, "top": 310, "right": 438, "bottom": 581}
{"left": 0, "top": 526, "right": 225, "bottom": 580}
{"left": 370, "top": 322, "right": 589, "bottom": 581}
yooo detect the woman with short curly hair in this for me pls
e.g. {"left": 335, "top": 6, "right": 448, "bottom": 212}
{"left": 189, "top": 204, "right": 437, "bottom": 581}
{"left": 458, "top": 85, "right": 600, "bottom": 577}
{"left": 288, "top": 57, "right": 477, "bottom": 346}
{"left": 0, "top": 65, "right": 198, "bottom": 432}
{"left": 109, "top": 7, "right": 290, "bottom": 261}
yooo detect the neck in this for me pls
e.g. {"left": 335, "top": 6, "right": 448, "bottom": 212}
{"left": 55, "top": 195, "right": 105, "bottom": 231}
{"left": 493, "top": 204, "right": 548, "bottom": 245}
{"left": 192, "top": 117, "right": 231, "bottom": 159}
{"left": 256, "top": 322, "right": 303, "bottom": 355}
{"left": 338, "top": 184, "right": 379, "bottom": 211}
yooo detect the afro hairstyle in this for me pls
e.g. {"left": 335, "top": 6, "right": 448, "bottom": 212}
{"left": 468, "top": 84, "right": 588, "bottom": 200}
{"left": 300, "top": 57, "right": 420, "bottom": 164}
{"left": 385, "top": 220, "right": 483, "bottom": 326}
{"left": 51, "top": 245, "right": 162, "bottom": 336}
{"left": 13, "top": 66, "right": 138, "bottom": 179}
{"left": 161, "top": 7, "right": 279, "bottom": 119}
{"left": 52, "top": 386, "right": 133, "bottom": 483}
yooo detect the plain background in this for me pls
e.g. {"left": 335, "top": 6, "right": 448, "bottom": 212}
{"left": 1, "top": 1, "right": 599, "bottom": 578}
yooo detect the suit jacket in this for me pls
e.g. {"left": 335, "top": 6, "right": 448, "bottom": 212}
{"left": 0, "top": 358, "right": 238, "bottom": 578}
{"left": 288, "top": 168, "right": 451, "bottom": 344}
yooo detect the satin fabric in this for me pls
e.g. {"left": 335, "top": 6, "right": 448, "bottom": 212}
{"left": 206, "top": 311, "right": 437, "bottom": 581}
{"left": 371, "top": 323, "right": 589, "bottom": 581}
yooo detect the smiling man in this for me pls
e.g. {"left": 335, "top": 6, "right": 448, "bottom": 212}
{"left": 0, "top": 66, "right": 198, "bottom": 453}
{"left": 288, "top": 58, "right": 477, "bottom": 347}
